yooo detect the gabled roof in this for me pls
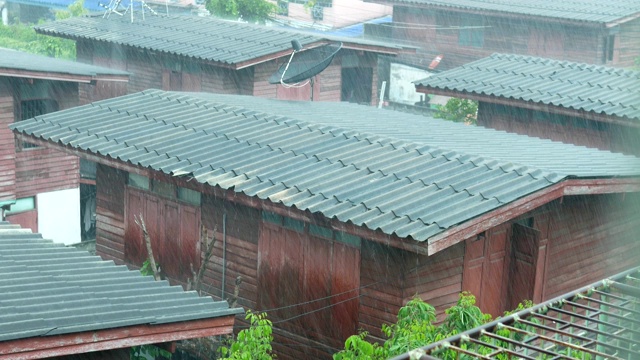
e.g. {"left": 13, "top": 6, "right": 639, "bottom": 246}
{"left": 34, "top": 15, "right": 407, "bottom": 70}
{"left": 0, "top": 222, "right": 242, "bottom": 358}
{"left": 10, "top": 90, "right": 640, "bottom": 252}
{"left": 367, "top": 0, "right": 640, "bottom": 25}
{"left": 0, "top": 47, "right": 129, "bottom": 83}
{"left": 393, "top": 266, "right": 640, "bottom": 360}
{"left": 415, "top": 53, "right": 640, "bottom": 122}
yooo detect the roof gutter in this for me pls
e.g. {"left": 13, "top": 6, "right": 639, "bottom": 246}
{"left": 0, "top": 69, "right": 130, "bottom": 83}
{"left": 415, "top": 87, "right": 640, "bottom": 128}
{"left": 426, "top": 177, "right": 640, "bottom": 255}
{"left": 0, "top": 316, "right": 236, "bottom": 360}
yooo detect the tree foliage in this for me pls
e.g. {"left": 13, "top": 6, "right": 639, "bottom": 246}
{"left": 220, "top": 310, "right": 274, "bottom": 360}
{"left": 206, "top": 0, "right": 276, "bottom": 23}
{"left": 434, "top": 98, "right": 478, "bottom": 125}
{"left": 0, "top": 0, "right": 85, "bottom": 59}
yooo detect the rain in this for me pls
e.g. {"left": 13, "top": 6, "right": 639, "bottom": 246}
{"left": 0, "top": 0, "right": 639, "bottom": 359}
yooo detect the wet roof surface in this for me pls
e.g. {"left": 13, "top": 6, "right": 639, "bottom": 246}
{"left": 34, "top": 15, "right": 403, "bottom": 66}
{"left": 11, "top": 91, "right": 640, "bottom": 243}
{"left": 0, "top": 47, "right": 129, "bottom": 78}
{"left": 372, "top": 0, "right": 640, "bottom": 24}
{"left": 415, "top": 53, "right": 640, "bottom": 121}
{"left": 0, "top": 222, "right": 242, "bottom": 342}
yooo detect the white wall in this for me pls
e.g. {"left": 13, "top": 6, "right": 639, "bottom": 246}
{"left": 389, "top": 63, "right": 433, "bottom": 106}
{"left": 37, "top": 187, "right": 81, "bottom": 245}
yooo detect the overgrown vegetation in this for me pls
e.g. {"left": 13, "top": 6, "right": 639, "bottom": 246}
{"left": 0, "top": 0, "right": 85, "bottom": 59}
{"left": 219, "top": 310, "right": 274, "bottom": 359}
{"left": 334, "top": 292, "right": 493, "bottom": 359}
{"left": 434, "top": 98, "right": 478, "bottom": 125}
{"left": 206, "top": 0, "right": 276, "bottom": 23}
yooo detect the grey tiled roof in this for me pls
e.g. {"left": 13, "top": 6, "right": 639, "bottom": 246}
{"left": 0, "top": 47, "right": 129, "bottom": 78}
{"left": 0, "top": 223, "right": 242, "bottom": 342}
{"left": 415, "top": 53, "right": 640, "bottom": 121}
{"left": 11, "top": 90, "right": 640, "bottom": 243}
{"left": 34, "top": 15, "right": 403, "bottom": 67}
{"left": 373, "top": 0, "right": 640, "bottom": 24}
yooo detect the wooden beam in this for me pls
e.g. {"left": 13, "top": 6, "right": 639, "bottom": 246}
{"left": 414, "top": 87, "right": 639, "bottom": 128}
{"left": 15, "top": 134, "right": 640, "bottom": 257}
{"left": 427, "top": 178, "right": 640, "bottom": 255}
{"left": 0, "top": 69, "right": 129, "bottom": 83}
{"left": 0, "top": 316, "right": 236, "bottom": 359}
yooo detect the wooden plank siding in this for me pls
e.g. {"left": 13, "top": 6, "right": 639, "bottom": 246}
{"left": 391, "top": 6, "right": 627, "bottom": 70}
{"left": 616, "top": 18, "right": 640, "bottom": 68}
{"left": 404, "top": 242, "right": 465, "bottom": 322}
{"left": 14, "top": 148, "right": 79, "bottom": 198}
{"left": 477, "top": 103, "right": 640, "bottom": 156}
{"left": 95, "top": 164, "right": 127, "bottom": 264}
{"left": 358, "top": 241, "right": 404, "bottom": 340}
{"left": 542, "top": 194, "right": 640, "bottom": 299}
{"left": 0, "top": 79, "right": 16, "bottom": 201}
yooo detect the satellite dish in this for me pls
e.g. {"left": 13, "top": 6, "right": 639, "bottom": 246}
{"left": 269, "top": 41, "right": 342, "bottom": 86}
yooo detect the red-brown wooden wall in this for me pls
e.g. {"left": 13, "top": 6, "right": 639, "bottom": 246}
{"left": 390, "top": 6, "right": 639, "bottom": 70}
{"left": 477, "top": 103, "right": 640, "bottom": 156}
{"left": 93, "top": 164, "right": 640, "bottom": 359}
{"left": 76, "top": 42, "right": 382, "bottom": 105}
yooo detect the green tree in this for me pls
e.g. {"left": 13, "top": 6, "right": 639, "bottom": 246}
{"left": 0, "top": 0, "right": 85, "bottom": 59}
{"left": 220, "top": 310, "right": 274, "bottom": 360}
{"left": 206, "top": 0, "right": 276, "bottom": 23}
{"left": 434, "top": 98, "right": 478, "bottom": 125}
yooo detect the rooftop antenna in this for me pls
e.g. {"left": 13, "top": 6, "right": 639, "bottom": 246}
{"left": 100, "top": 0, "right": 158, "bottom": 20}
{"left": 269, "top": 39, "right": 342, "bottom": 101}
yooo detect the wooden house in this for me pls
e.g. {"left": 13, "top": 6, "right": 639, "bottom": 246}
{"left": 34, "top": 14, "right": 409, "bottom": 105}
{"left": 272, "top": 0, "right": 390, "bottom": 30}
{"left": 0, "top": 221, "right": 241, "bottom": 359}
{"left": 395, "top": 266, "right": 640, "bottom": 359}
{"left": 415, "top": 53, "right": 640, "bottom": 156}
{"left": 11, "top": 90, "right": 640, "bottom": 358}
{"left": 0, "top": 47, "right": 128, "bottom": 244}
{"left": 364, "top": 0, "right": 640, "bottom": 71}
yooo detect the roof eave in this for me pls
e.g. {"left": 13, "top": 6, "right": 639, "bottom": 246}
{"left": 426, "top": 178, "right": 640, "bottom": 255}
{"left": 415, "top": 86, "right": 640, "bottom": 128}
{"left": 2, "top": 315, "right": 237, "bottom": 359}
{"left": 13, "top": 132, "right": 433, "bottom": 256}
{"left": 0, "top": 69, "right": 130, "bottom": 83}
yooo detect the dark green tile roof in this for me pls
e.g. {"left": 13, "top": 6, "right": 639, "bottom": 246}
{"left": 0, "top": 47, "right": 129, "bottom": 79}
{"left": 0, "top": 222, "right": 242, "bottom": 342}
{"left": 415, "top": 53, "right": 640, "bottom": 121}
{"left": 372, "top": 0, "right": 640, "bottom": 24}
{"left": 11, "top": 90, "right": 640, "bottom": 244}
{"left": 34, "top": 15, "right": 404, "bottom": 67}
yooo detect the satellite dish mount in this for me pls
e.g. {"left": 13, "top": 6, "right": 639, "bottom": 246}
{"left": 269, "top": 40, "right": 342, "bottom": 101}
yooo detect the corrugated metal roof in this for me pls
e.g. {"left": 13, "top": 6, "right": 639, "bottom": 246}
{"left": 371, "top": 0, "right": 640, "bottom": 24}
{"left": 393, "top": 266, "right": 640, "bottom": 360}
{"left": 10, "top": 90, "right": 640, "bottom": 243}
{"left": 0, "top": 47, "right": 129, "bottom": 78}
{"left": 34, "top": 14, "right": 404, "bottom": 66}
{"left": 0, "top": 222, "right": 242, "bottom": 342}
{"left": 415, "top": 53, "right": 640, "bottom": 121}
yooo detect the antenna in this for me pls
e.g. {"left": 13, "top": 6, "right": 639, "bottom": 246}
{"left": 100, "top": 0, "right": 159, "bottom": 20}
{"left": 269, "top": 40, "right": 342, "bottom": 101}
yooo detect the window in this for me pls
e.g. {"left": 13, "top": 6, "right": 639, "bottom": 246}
{"left": 151, "top": 179, "right": 176, "bottom": 199}
{"left": 459, "top": 14, "right": 484, "bottom": 48}
{"left": 276, "top": 0, "right": 288, "bottom": 16}
{"left": 603, "top": 34, "right": 615, "bottom": 62}
{"left": 128, "top": 173, "right": 150, "bottom": 190}
{"left": 19, "top": 99, "right": 58, "bottom": 149}
{"left": 178, "top": 186, "right": 201, "bottom": 205}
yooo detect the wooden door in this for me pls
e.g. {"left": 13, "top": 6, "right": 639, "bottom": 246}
{"left": 462, "top": 226, "right": 510, "bottom": 317}
{"left": 508, "top": 223, "right": 540, "bottom": 309}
